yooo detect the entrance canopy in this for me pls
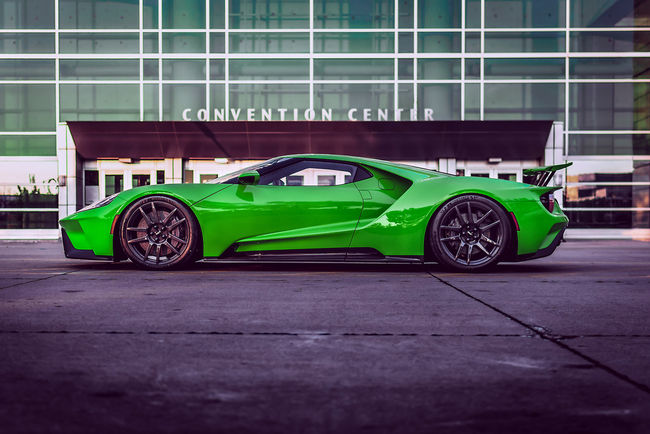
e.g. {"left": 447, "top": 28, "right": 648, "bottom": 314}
{"left": 67, "top": 120, "right": 553, "bottom": 161}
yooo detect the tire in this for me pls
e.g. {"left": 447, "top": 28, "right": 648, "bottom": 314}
{"left": 119, "top": 195, "right": 200, "bottom": 270}
{"left": 429, "top": 195, "right": 511, "bottom": 272}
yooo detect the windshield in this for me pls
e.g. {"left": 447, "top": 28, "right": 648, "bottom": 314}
{"left": 206, "top": 157, "right": 291, "bottom": 184}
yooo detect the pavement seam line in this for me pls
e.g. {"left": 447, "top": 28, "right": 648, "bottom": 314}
{"left": 428, "top": 271, "right": 650, "bottom": 395}
{"left": 0, "top": 330, "right": 533, "bottom": 337}
{"left": 0, "top": 269, "right": 81, "bottom": 291}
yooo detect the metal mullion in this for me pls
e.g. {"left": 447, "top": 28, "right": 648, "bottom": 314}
{"left": 479, "top": 0, "right": 484, "bottom": 120}
{"left": 413, "top": 0, "right": 418, "bottom": 120}
{"left": 206, "top": 0, "right": 210, "bottom": 119}
{"left": 460, "top": 0, "right": 465, "bottom": 120}
{"left": 225, "top": 0, "right": 229, "bottom": 120}
{"left": 393, "top": 0, "right": 398, "bottom": 117}
{"left": 158, "top": 0, "right": 162, "bottom": 121}
{"left": 139, "top": 0, "right": 144, "bottom": 121}
{"left": 309, "top": 0, "right": 314, "bottom": 111}
{"left": 54, "top": 0, "right": 60, "bottom": 126}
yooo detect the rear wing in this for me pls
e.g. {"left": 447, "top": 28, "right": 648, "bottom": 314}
{"left": 523, "top": 162, "right": 572, "bottom": 186}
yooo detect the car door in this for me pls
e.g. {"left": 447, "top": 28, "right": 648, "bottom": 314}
{"left": 195, "top": 159, "right": 365, "bottom": 258}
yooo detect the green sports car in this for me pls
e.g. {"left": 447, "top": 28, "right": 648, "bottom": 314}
{"left": 60, "top": 154, "right": 570, "bottom": 271}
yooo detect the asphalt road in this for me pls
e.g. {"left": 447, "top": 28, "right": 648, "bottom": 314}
{"left": 0, "top": 240, "right": 649, "bottom": 433}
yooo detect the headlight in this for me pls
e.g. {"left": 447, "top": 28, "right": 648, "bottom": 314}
{"left": 79, "top": 193, "right": 119, "bottom": 212}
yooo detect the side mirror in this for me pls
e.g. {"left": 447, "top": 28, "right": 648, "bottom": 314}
{"left": 238, "top": 170, "right": 260, "bottom": 185}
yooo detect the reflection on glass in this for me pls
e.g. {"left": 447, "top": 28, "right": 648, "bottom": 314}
{"left": 210, "top": 33, "right": 226, "bottom": 52}
{"left": 0, "top": 33, "right": 54, "bottom": 54}
{"left": 571, "top": 0, "right": 642, "bottom": 27}
{"left": 314, "top": 59, "right": 393, "bottom": 80}
{"left": 314, "top": 84, "right": 393, "bottom": 120}
{"left": 0, "top": 212, "right": 58, "bottom": 229}
{"left": 568, "top": 134, "right": 650, "bottom": 156}
{"left": 570, "top": 83, "right": 641, "bottom": 130}
{"left": 230, "top": 32, "right": 308, "bottom": 53}
{"left": 315, "top": 32, "right": 394, "bottom": 53}
{"left": 230, "top": 84, "right": 309, "bottom": 115}
{"left": 570, "top": 31, "right": 647, "bottom": 52}
{"left": 0, "top": 0, "right": 54, "bottom": 29}
{"left": 143, "top": 84, "right": 159, "bottom": 121}
{"left": 231, "top": 0, "right": 309, "bottom": 29}
{"left": 418, "top": 0, "right": 460, "bottom": 28}
{"left": 60, "top": 0, "right": 139, "bottom": 29}
{"left": 162, "top": 0, "right": 205, "bottom": 28}
{"left": 143, "top": 59, "right": 159, "bottom": 80}
{"left": 398, "top": 83, "right": 413, "bottom": 113}
{"left": 162, "top": 59, "right": 205, "bottom": 80}
{"left": 143, "top": 33, "right": 159, "bottom": 53}
{"left": 210, "top": 0, "right": 226, "bottom": 28}
{"left": 465, "top": 83, "right": 480, "bottom": 120}
{"left": 485, "top": 32, "right": 565, "bottom": 52}
{"left": 418, "top": 32, "right": 461, "bottom": 53}
{"left": 60, "top": 60, "right": 139, "bottom": 80}
{"left": 418, "top": 59, "right": 460, "bottom": 80}
{"left": 132, "top": 174, "right": 151, "bottom": 187}
{"left": 418, "top": 84, "right": 461, "bottom": 120}
{"left": 143, "top": 0, "right": 158, "bottom": 28}
{"left": 105, "top": 175, "right": 123, "bottom": 196}
{"left": 230, "top": 59, "right": 308, "bottom": 80}
{"left": 484, "top": 58, "right": 564, "bottom": 79}
{"left": 0, "top": 84, "right": 55, "bottom": 131}
{"left": 570, "top": 58, "right": 649, "bottom": 79}
{"left": 60, "top": 84, "right": 139, "bottom": 121}
{"left": 162, "top": 84, "right": 206, "bottom": 120}
{"left": 315, "top": 0, "right": 393, "bottom": 28}
{"left": 398, "top": 0, "right": 414, "bottom": 28}
{"left": 485, "top": 83, "right": 564, "bottom": 121}
{"left": 483, "top": 0, "right": 565, "bottom": 28}
{"left": 162, "top": 33, "right": 206, "bottom": 53}
{"left": 0, "top": 60, "right": 54, "bottom": 80}
{"left": 0, "top": 136, "right": 55, "bottom": 156}
{"left": 398, "top": 58, "right": 413, "bottom": 80}
{"left": 210, "top": 59, "right": 225, "bottom": 80}
{"left": 60, "top": 33, "right": 140, "bottom": 54}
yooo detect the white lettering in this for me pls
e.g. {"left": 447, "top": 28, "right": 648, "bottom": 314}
{"left": 182, "top": 108, "right": 192, "bottom": 121}
{"left": 197, "top": 108, "right": 208, "bottom": 121}
{"left": 363, "top": 108, "right": 372, "bottom": 121}
{"left": 261, "top": 108, "right": 272, "bottom": 121}
{"left": 278, "top": 108, "right": 288, "bottom": 121}
{"left": 347, "top": 108, "right": 358, "bottom": 121}
{"left": 213, "top": 108, "right": 225, "bottom": 121}
{"left": 321, "top": 108, "right": 332, "bottom": 121}
{"left": 395, "top": 108, "right": 404, "bottom": 121}
{"left": 410, "top": 108, "right": 417, "bottom": 121}
{"left": 293, "top": 108, "right": 299, "bottom": 120}
{"left": 230, "top": 108, "right": 241, "bottom": 120}
{"left": 304, "top": 108, "right": 315, "bottom": 121}
{"left": 424, "top": 108, "right": 434, "bottom": 121}
{"left": 378, "top": 108, "right": 388, "bottom": 121}
{"left": 247, "top": 108, "right": 255, "bottom": 121}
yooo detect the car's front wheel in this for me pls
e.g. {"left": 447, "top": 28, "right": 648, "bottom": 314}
{"left": 429, "top": 195, "right": 510, "bottom": 272}
{"left": 119, "top": 195, "right": 199, "bottom": 269}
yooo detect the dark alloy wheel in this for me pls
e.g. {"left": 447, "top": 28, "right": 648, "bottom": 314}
{"left": 429, "top": 195, "right": 510, "bottom": 271}
{"left": 119, "top": 195, "right": 199, "bottom": 269}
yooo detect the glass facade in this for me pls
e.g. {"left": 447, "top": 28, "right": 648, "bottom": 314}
{"left": 0, "top": 0, "right": 649, "bottom": 230}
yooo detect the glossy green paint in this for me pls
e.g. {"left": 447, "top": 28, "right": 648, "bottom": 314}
{"left": 59, "top": 154, "right": 568, "bottom": 261}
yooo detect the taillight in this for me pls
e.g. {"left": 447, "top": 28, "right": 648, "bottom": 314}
{"left": 540, "top": 193, "right": 555, "bottom": 213}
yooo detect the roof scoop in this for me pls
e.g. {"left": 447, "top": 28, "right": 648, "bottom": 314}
{"left": 523, "top": 162, "right": 573, "bottom": 186}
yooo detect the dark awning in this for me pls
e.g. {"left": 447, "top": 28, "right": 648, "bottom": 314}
{"left": 67, "top": 120, "right": 553, "bottom": 161}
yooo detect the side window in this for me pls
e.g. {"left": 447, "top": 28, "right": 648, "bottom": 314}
{"left": 260, "top": 160, "right": 365, "bottom": 186}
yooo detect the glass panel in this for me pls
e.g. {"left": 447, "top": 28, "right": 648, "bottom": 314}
{"left": 418, "top": 0, "right": 461, "bottom": 28}
{"left": 570, "top": 58, "right": 650, "bottom": 79}
{"left": 484, "top": 83, "right": 564, "bottom": 121}
{"left": 162, "top": 33, "right": 206, "bottom": 52}
{"left": 230, "top": 84, "right": 309, "bottom": 118}
{"left": 570, "top": 83, "right": 645, "bottom": 131}
{"left": 143, "top": 59, "right": 159, "bottom": 80}
{"left": 60, "top": 0, "right": 139, "bottom": 29}
{"left": 568, "top": 134, "right": 650, "bottom": 155}
{"left": 399, "top": 0, "right": 414, "bottom": 28}
{"left": 418, "top": 32, "right": 461, "bottom": 53}
{"left": 570, "top": 31, "right": 648, "bottom": 52}
{"left": 231, "top": 0, "right": 309, "bottom": 29}
{"left": 315, "top": 32, "right": 394, "bottom": 53}
{"left": 230, "top": 59, "right": 308, "bottom": 80}
{"left": 571, "top": 0, "right": 643, "bottom": 27}
{"left": 0, "top": 212, "right": 58, "bottom": 229}
{"left": 143, "top": 84, "right": 159, "bottom": 120}
{"left": 465, "top": 0, "right": 480, "bottom": 28}
{"left": 485, "top": 32, "right": 565, "bottom": 52}
{"left": 132, "top": 174, "right": 151, "bottom": 187}
{"left": 0, "top": 84, "right": 55, "bottom": 131}
{"left": 314, "top": 59, "right": 393, "bottom": 80}
{"left": 60, "top": 33, "right": 140, "bottom": 54}
{"left": 418, "top": 84, "right": 461, "bottom": 120}
{"left": 484, "top": 0, "right": 565, "bottom": 28}
{"left": 162, "top": 59, "right": 205, "bottom": 80}
{"left": 229, "top": 32, "right": 308, "bottom": 53}
{"left": 315, "top": 0, "right": 393, "bottom": 28}
{"left": 211, "top": 84, "right": 226, "bottom": 115}
{"left": 162, "top": 84, "right": 206, "bottom": 120}
{"left": 60, "top": 84, "right": 140, "bottom": 121}
{"left": 398, "top": 58, "right": 413, "bottom": 80}
{"left": 0, "top": 0, "right": 54, "bottom": 29}
{"left": 105, "top": 174, "right": 123, "bottom": 196}
{"left": 465, "top": 58, "right": 480, "bottom": 79}
{"left": 210, "top": 0, "right": 226, "bottom": 28}
{"left": 315, "top": 84, "right": 393, "bottom": 120}
{"left": 210, "top": 59, "right": 225, "bottom": 80}
{"left": 157, "top": 170, "right": 166, "bottom": 184}
{"left": 144, "top": 0, "right": 159, "bottom": 28}
{"left": 565, "top": 210, "right": 650, "bottom": 229}
{"left": 398, "top": 32, "right": 413, "bottom": 53}
{"left": 210, "top": 32, "right": 226, "bottom": 52}
{"left": 60, "top": 59, "right": 139, "bottom": 80}
{"left": 0, "top": 136, "right": 55, "bottom": 156}
{"left": 465, "top": 32, "right": 480, "bottom": 52}
{"left": 566, "top": 184, "right": 639, "bottom": 208}
{"left": 200, "top": 174, "right": 218, "bottom": 183}
{"left": 465, "top": 83, "right": 480, "bottom": 120}
{"left": 398, "top": 83, "right": 413, "bottom": 114}
{"left": 162, "top": 0, "right": 205, "bottom": 28}
{"left": 143, "top": 33, "right": 159, "bottom": 53}
{"left": 0, "top": 33, "right": 54, "bottom": 54}
{"left": 418, "top": 59, "right": 460, "bottom": 79}
{"left": 0, "top": 60, "right": 54, "bottom": 80}
{"left": 484, "top": 58, "right": 565, "bottom": 79}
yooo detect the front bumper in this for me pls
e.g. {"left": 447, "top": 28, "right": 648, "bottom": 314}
{"left": 61, "top": 229, "right": 112, "bottom": 260}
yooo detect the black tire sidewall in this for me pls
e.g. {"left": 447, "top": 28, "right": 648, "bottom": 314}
{"left": 119, "top": 195, "right": 199, "bottom": 270}
{"left": 428, "top": 195, "right": 510, "bottom": 272}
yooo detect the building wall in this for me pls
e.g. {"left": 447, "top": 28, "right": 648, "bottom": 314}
{"left": 1, "top": 0, "right": 649, "bottom": 232}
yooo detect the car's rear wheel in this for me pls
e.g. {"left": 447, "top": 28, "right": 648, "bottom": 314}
{"left": 119, "top": 195, "right": 199, "bottom": 269}
{"left": 429, "top": 195, "right": 510, "bottom": 272}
